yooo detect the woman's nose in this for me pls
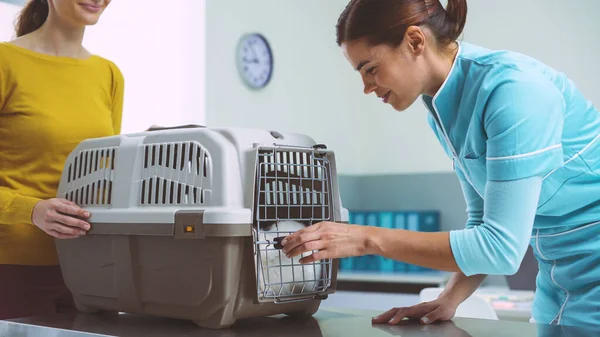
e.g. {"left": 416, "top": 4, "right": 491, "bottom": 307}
{"left": 363, "top": 81, "right": 376, "bottom": 95}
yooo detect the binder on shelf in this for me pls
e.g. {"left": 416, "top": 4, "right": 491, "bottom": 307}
{"left": 341, "top": 210, "right": 441, "bottom": 274}
{"left": 413, "top": 211, "right": 440, "bottom": 272}
{"left": 364, "top": 212, "right": 380, "bottom": 271}
{"left": 351, "top": 212, "right": 367, "bottom": 270}
{"left": 378, "top": 212, "right": 395, "bottom": 273}
{"left": 339, "top": 212, "right": 357, "bottom": 271}
{"left": 421, "top": 211, "right": 440, "bottom": 233}
{"left": 393, "top": 212, "right": 407, "bottom": 272}
{"left": 406, "top": 212, "right": 421, "bottom": 272}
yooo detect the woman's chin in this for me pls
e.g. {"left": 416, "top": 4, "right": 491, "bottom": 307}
{"left": 390, "top": 100, "right": 409, "bottom": 112}
{"left": 390, "top": 96, "right": 419, "bottom": 112}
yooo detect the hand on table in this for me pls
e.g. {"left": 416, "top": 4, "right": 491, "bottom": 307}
{"left": 372, "top": 297, "right": 457, "bottom": 325}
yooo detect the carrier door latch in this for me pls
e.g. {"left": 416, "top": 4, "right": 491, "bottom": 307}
{"left": 272, "top": 236, "right": 285, "bottom": 249}
{"left": 254, "top": 236, "right": 287, "bottom": 249}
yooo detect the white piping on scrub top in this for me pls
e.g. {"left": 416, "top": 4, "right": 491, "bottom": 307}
{"left": 535, "top": 229, "right": 571, "bottom": 326}
{"left": 428, "top": 42, "right": 484, "bottom": 198}
{"left": 543, "top": 131, "right": 600, "bottom": 180}
{"left": 487, "top": 144, "right": 562, "bottom": 161}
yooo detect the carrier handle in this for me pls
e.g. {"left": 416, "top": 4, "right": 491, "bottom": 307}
{"left": 146, "top": 124, "right": 206, "bottom": 131}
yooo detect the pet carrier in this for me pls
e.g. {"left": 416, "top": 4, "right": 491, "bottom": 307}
{"left": 54, "top": 125, "right": 348, "bottom": 329}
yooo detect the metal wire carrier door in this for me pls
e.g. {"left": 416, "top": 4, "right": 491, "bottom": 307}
{"left": 254, "top": 146, "right": 334, "bottom": 302}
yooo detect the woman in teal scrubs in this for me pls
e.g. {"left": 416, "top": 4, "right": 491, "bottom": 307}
{"left": 282, "top": 0, "right": 600, "bottom": 328}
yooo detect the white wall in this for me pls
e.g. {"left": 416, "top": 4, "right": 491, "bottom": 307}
{"left": 0, "top": 1, "right": 21, "bottom": 41}
{"left": 0, "top": 0, "right": 206, "bottom": 134}
{"left": 84, "top": 0, "right": 206, "bottom": 133}
{"left": 206, "top": 0, "right": 600, "bottom": 175}
{"left": 205, "top": 0, "right": 372, "bottom": 175}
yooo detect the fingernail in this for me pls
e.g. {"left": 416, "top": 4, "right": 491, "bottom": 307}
{"left": 421, "top": 316, "right": 429, "bottom": 324}
{"left": 85, "top": 224, "right": 90, "bottom": 230}
{"left": 80, "top": 231, "right": 86, "bottom": 235}
{"left": 281, "top": 238, "right": 288, "bottom": 245}
{"left": 84, "top": 212, "right": 90, "bottom": 217}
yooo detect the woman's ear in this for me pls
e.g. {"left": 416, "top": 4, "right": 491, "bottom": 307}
{"left": 404, "top": 26, "right": 426, "bottom": 56}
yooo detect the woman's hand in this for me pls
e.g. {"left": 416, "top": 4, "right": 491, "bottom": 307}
{"left": 372, "top": 297, "right": 458, "bottom": 325}
{"left": 32, "top": 198, "right": 91, "bottom": 239}
{"left": 281, "top": 221, "right": 373, "bottom": 263}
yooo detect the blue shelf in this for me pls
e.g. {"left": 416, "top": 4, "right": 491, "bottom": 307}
{"left": 341, "top": 210, "right": 442, "bottom": 274}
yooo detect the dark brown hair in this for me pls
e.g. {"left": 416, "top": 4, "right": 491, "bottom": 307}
{"left": 336, "top": 0, "right": 467, "bottom": 47}
{"left": 15, "top": 0, "right": 49, "bottom": 37}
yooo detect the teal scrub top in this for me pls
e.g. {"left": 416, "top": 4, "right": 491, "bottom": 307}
{"left": 421, "top": 42, "right": 600, "bottom": 327}
{"left": 423, "top": 41, "right": 600, "bottom": 229}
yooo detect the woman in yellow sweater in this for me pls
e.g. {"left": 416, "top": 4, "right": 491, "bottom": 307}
{"left": 0, "top": 0, "right": 123, "bottom": 319}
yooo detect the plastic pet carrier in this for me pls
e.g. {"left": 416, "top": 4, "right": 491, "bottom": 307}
{"left": 54, "top": 125, "right": 348, "bottom": 329}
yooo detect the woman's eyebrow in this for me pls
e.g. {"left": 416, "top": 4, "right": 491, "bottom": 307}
{"left": 356, "top": 60, "right": 371, "bottom": 71}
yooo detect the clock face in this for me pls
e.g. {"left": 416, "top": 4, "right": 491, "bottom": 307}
{"left": 237, "top": 33, "right": 273, "bottom": 89}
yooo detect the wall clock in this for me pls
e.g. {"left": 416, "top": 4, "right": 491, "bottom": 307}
{"left": 236, "top": 33, "right": 273, "bottom": 90}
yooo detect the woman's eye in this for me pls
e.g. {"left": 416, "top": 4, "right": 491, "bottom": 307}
{"left": 366, "top": 66, "right": 378, "bottom": 75}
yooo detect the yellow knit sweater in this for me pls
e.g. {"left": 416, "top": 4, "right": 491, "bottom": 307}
{"left": 0, "top": 42, "right": 124, "bottom": 265}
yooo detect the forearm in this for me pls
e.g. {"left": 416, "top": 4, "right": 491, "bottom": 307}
{"left": 451, "top": 177, "right": 541, "bottom": 276}
{"left": 439, "top": 272, "right": 487, "bottom": 307}
{"left": 0, "top": 189, "right": 41, "bottom": 225}
{"left": 367, "top": 176, "right": 543, "bottom": 276}
{"left": 366, "top": 227, "right": 461, "bottom": 272}
{"left": 368, "top": 226, "right": 488, "bottom": 305}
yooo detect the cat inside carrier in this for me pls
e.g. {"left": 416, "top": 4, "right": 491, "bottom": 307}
{"left": 54, "top": 125, "right": 348, "bottom": 329}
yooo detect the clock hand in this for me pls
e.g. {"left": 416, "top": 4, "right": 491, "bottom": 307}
{"left": 243, "top": 57, "right": 259, "bottom": 64}
{"left": 249, "top": 43, "right": 261, "bottom": 64}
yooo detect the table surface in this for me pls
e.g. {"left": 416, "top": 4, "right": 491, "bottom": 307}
{"left": 1, "top": 306, "right": 599, "bottom": 337}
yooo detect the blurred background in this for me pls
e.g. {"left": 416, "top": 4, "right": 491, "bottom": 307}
{"left": 2, "top": 0, "right": 599, "bottom": 322}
